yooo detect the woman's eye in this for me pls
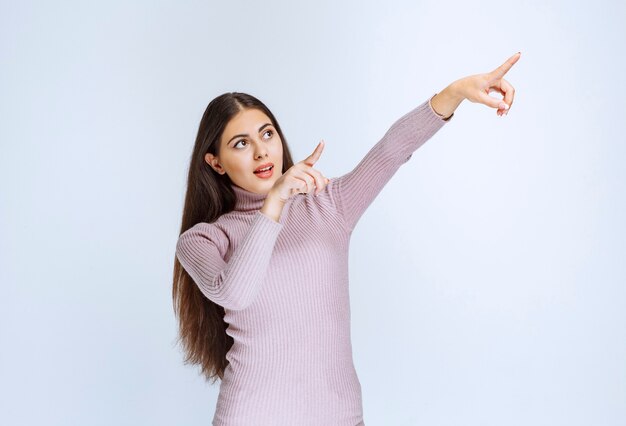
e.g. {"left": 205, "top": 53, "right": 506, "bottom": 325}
{"left": 234, "top": 130, "right": 273, "bottom": 149}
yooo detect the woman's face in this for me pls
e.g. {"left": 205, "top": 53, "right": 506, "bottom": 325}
{"left": 205, "top": 108, "right": 284, "bottom": 195}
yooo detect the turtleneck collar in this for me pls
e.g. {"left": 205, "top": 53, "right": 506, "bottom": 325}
{"left": 230, "top": 183, "right": 270, "bottom": 212}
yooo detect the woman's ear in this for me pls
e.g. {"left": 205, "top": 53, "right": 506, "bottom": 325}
{"left": 205, "top": 152, "right": 225, "bottom": 175}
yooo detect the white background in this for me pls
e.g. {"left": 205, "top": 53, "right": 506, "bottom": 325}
{"left": 1, "top": 0, "right": 625, "bottom": 425}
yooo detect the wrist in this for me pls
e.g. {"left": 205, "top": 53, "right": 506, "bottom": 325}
{"left": 430, "top": 82, "right": 464, "bottom": 120}
{"left": 446, "top": 79, "right": 466, "bottom": 101}
{"left": 266, "top": 188, "right": 287, "bottom": 204}
{"left": 261, "top": 190, "right": 286, "bottom": 223}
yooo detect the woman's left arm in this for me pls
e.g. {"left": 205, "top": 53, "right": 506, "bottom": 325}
{"left": 327, "top": 52, "right": 521, "bottom": 233}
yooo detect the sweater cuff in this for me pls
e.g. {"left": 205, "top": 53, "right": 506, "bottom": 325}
{"left": 428, "top": 93, "right": 454, "bottom": 122}
{"left": 255, "top": 210, "right": 284, "bottom": 230}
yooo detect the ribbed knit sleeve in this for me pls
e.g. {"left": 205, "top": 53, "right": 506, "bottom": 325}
{"left": 176, "top": 210, "right": 283, "bottom": 310}
{"left": 330, "top": 95, "right": 452, "bottom": 232}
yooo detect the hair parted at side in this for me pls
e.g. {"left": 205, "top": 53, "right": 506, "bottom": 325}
{"left": 172, "top": 92, "right": 295, "bottom": 383}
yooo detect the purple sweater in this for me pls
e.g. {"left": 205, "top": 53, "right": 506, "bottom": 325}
{"left": 176, "top": 95, "right": 452, "bottom": 425}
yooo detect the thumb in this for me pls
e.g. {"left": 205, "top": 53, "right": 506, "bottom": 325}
{"left": 303, "top": 139, "right": 325, "bottom": 166}
{"left": 479, "top": 92, "right": 509, "bottom": 110}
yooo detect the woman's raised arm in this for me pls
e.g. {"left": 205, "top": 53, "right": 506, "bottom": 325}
{"left": 329, "top": 52, "right": 520, "bottom": 233}
{"left": 328, "top": 94, "right": 451, "bottom": 233}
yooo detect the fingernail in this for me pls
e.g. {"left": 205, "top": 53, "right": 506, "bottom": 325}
{"left": 499, "top": 103, "right": 509, "bottom": 110}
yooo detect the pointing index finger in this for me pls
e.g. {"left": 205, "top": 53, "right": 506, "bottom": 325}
{"left": 490, "top": 52, "right": 521, "bottom": 79}
{"left": 303, "top": 140, "right": 325, "bottom": 166}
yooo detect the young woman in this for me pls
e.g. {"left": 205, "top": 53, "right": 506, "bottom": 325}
{"left": 173, "top": 52, "right": 520, "bottom": 425}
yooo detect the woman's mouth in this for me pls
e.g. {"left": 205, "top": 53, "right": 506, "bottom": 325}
{"left": 253, "top": 165, "right": 274, "bottom": 178}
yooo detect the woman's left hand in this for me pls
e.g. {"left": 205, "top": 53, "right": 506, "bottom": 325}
{"left": 455, "top": 52, "right": 521, "bottom": 116}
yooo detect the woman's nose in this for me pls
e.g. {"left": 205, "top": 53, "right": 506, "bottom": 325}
{"left": 254, "top": 141, "right": 268, "bottom": 158}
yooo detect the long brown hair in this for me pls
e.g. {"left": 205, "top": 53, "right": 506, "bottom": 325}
{"left": 172, "top": 92, "right": 296, "bottom": 383}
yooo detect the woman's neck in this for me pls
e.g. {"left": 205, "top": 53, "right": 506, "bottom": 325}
{"left": 230, "top": 183, "right": 269, "bottom": 212}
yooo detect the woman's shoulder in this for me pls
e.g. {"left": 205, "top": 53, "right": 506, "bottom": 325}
{"left": 178, "top": 219, "right": 230, "bottom": 251}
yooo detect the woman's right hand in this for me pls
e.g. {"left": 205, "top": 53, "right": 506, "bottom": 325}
{"left": 270, "top": 140, "right": 331, "bottom": 203}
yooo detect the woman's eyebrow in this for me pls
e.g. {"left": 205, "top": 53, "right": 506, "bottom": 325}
{"left": 227, "top": 123, "right": 273, "bottom": 145}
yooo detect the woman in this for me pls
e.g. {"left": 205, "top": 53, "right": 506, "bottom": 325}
{"left": 173, "top": 52, "right": 521, "bottom": 425}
